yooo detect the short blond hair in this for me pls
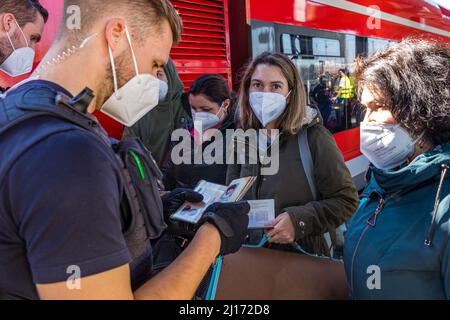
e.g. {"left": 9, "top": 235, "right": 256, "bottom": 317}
{"left": 60, "top": 0, "right": 183, "bottom": 45}
{"left": 238, "top": 52, "right": 307, "bottom": 134}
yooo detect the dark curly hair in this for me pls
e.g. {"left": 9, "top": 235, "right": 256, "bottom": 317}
{"left": 354, "top": 38, "right": 450, "bottom": 146}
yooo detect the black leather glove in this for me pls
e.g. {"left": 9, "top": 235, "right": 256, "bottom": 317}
{"left": 162, "top": 189, "right": 204, "bottom": 240}
{"left": 161, "top": 188, "right": 204, "bottom": 218}
{"left": 198, "top": 201, "right": 250, "bottom": 256}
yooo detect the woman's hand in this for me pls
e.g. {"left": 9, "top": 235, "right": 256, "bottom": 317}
{"left": 265, "top": 212, "right": 296, "bottom": 244}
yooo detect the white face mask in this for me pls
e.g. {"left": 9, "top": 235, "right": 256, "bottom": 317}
{"left": 192, "top": 105, "right": 224, "bottom": 133}
{"left": 249, "top": 91, "right": 290, "bottom": 127}
{"left": 360, "top": 123, "right": 423, "bottom": 170}
{"left": 0, "top": 20, "right": 35, "bottom": 77}
{"left": 101, "top": 27, "right": 160, "bottom": 127}
{"left": 159, "top": 79, "right": 169, "bottom": 103}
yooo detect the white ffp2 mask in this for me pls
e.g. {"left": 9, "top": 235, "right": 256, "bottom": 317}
{"left": 249, "top": 91, "right": 290, "bottom": 127}
{"left": 192, "top": 105, "right": 224, "bottom": 133}
{"left": 159, "top": 79, "right": 169, "bottom": 103}
{"left": 101, "top": 27, "right": 160, "bottom": 127}
{"left": 0, "top": 20, "right": 35, "bottom": 77}
{"left": 360, "top": 123, "right": 423, "bottom": 170}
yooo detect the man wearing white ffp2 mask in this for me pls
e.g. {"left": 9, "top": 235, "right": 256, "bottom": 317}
{"left": 249, "top": 91, "right": 291, "bottom": 127}
{"left": 0, "top": 1, "right": 48, "bottom": 77}
{"left": 0, "top": 19, "right": 35, "bottom": 77}
{"left": 100, "top": 26, "right": 160, "bottom": 127}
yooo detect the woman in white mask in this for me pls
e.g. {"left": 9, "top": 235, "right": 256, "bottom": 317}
{"left": 227, "top": 52, "right": 359, "bottom": 256}
{"left": 162, "top": 74, "right": 237, "bottom": 190}
{"left": 343, "top": 39, "right": 450, "bottom": 300}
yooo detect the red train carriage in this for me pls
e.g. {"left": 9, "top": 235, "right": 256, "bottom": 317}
{"left": 229, "top": 0, "right": 450, "bottom": 189}
{"left": 1, "top": 0, "right": 449, "bottom": 189}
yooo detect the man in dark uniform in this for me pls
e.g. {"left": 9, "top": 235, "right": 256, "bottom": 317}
{"left": 0, "top": 0, "right": 249, "bottom": 300}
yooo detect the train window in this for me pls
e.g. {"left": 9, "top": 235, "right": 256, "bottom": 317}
{"left": 355, "top": 37, "right": 396, "bottom": 57}
{"left": 299, "top": 36, "right": 313, "bottom": 56}
{"left": 281, "top": 33, "right": 301, "bottom": 56}
{"left": 293, "top": 37, "right": 301, "bottom": 55}
{"left": 312, "top": 38, "right": 341, "bottom": 57}
{"left": 281, "top": 34, "right": 312, "bottom": 57}
{"left": 252, "top": 26, "right": 276, "bottom": 57}
{"left": 345, "top": 35, "right": 356, "bottom": 65}
{"left": 356, "top": 36, "right": 368, "bottom": 56}
{"left": 367, "top": 38, "right": 390, "bottom": 56}
{"left": 281, "top": 34, "right": 293, "bottom": 55}
{"left": 273, "top": 29, "right": 368, "bottom": 134}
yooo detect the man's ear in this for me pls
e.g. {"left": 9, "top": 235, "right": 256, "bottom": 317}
{"left": 0, "top": 14, "right": 16, "bottom": 33}
{"left": 104, "top": 18, "right": 128, "bottom": 57}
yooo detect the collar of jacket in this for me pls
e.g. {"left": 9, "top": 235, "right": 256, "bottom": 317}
{"left": 278, "top": 105, "right": 322, "bottom": 145}
{"left": 364, "top": 142, "right": 450, "bottom": 196}
{"left": 301, "top": 105, "right": 322, "bottom": 129}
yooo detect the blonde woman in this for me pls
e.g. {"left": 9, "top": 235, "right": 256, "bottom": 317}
{"left": 227, "top": 52, "right": 359, "bottom": 256}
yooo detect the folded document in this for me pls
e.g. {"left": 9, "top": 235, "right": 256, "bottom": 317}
{"left": 171, "top": 177, "right": 275, "bottom": 229}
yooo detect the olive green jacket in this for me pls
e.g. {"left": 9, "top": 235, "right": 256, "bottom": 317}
{"left": 227, "top": 106, "right": 359, "bottom": 255}
{"left": 123, "top": 59, "right": 189, "bottom": 165}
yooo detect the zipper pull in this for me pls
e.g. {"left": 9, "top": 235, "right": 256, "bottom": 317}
{"left": 367, "top": 198, "right": 385, "bottom": 227}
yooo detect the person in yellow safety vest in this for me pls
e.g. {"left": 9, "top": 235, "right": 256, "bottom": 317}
{"left": 335, "top": 69, "right": 355, "bottom": 99}
{"left": 332, "top": 69, "right": 356, "bottom": 130}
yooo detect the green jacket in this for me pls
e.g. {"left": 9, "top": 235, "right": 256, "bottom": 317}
{"left": 123, "top": 59, "right": 188, "bottom": 165}
{"left": 227, "top": 106, "right": 359, "bottom": 255}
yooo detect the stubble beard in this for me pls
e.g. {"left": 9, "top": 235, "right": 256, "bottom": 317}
{"left": 93, "top": 50, "right": 134, "bottom": 111}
